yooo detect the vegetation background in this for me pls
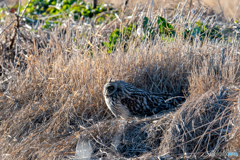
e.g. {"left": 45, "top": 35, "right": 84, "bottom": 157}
{"left": 6, "top": 0, "right": 240, "bottom": 19}
{"left": 0, "top": 0, "right": 240, "bottom": 159}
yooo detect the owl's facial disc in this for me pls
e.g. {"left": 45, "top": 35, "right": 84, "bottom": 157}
{"left": 104, "top": 82, "right": 118, "bottom": 96}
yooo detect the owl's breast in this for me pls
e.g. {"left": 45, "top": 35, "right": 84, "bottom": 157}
{"left": 105, "top": 96, "right": 115, "bottom": 109}
{"left": 104, "top": 95, "right": 131, "bottom": 118}
{"left": 105, "top": 96, "right": 118, "bottom": 117}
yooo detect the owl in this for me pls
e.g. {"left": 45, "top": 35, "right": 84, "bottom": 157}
{"left": 103, "top": 79, "right": 184, "bottom": 119}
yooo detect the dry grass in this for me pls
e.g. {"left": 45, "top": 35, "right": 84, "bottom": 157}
{"left": 97, "top": 0, "right": 240, "bottom": 19}
{"left": 0, "top": 1, "right": 240, "bottom": 159}
{"left": 6, "top": 0, "right": 240, "bottom": 19}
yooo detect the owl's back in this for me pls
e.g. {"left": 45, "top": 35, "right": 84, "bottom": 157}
{"left": 103, "top": 79, "right": 185, "bottom": 119}
{"left": 120, "top": 92, "right": 184, "bottom": 118}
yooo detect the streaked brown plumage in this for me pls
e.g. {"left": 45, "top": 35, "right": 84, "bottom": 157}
{"left": 103, "top": 79, "right": 184, "bottom": 119}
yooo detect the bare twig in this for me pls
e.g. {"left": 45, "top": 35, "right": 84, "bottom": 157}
{"left": 21, "top": 0, "right": 32, "bottom": 17}
{"left": 0, "top": 20, "right": 16, "bottom": 36}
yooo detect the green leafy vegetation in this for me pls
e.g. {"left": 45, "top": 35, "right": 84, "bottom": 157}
{"left": 0, "top": 0, "right": 225, "bottom": 53}
{"left": 184, "top": 21, "right": 222, "bottom": 41}
{"left": 140, "top": 16, "right": 175, "bottom": 40}
{"left": 157, "top": 16, "right": 175, "bottom": 36}
{"left": 103, "top": 16, "right": 176, "bottom": 52}
{"left": 20, "top": 0, "right": 115, "bottom": 20}
{"left": 103, "top": 24, "right": 135, "bottom": 53}
{"left": 0, "top": 0, "right": 117, "bottom": 29}
{"left": 104, "top": 15, "right": 224, "bottom": 52}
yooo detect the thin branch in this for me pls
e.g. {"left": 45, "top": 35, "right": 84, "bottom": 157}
{"left": 0, "top": 20, "right": 16, "bottom": 36}
{"left": 2, "top": 0, "right": 13, "bottom": 18}
{"left": 21, "top": 0, "right": 32, "bottom": 17}
{"left": 18, "top": 0, "right": 21, "bottom": 15}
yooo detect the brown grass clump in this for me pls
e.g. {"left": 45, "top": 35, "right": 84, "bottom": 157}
{"left": 0, "top": 2, "right": 240, "bottom": 159}
{"left": 160, "top": 86, "right": 238, "bottom": 158}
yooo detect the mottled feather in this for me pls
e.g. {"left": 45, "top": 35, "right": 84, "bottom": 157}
{"left": 103, "top": 79, "right": 184, "bottom": 119}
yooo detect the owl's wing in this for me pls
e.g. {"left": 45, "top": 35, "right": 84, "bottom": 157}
{"left": 120, "top": 96, "right": 145, "bottom": 117}
{"left": 121, "top": 93, "right": 184, "bottom": 117}
{"left": 120, "top": 93, "right": 162, "bottom": 117}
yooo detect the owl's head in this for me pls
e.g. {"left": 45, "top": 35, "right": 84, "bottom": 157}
{"left": 103, "top": 78, "right": 119, "bottom": 96}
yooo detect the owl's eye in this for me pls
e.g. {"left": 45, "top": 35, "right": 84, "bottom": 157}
{"left": 108, "top": 86, "right": 114, "bottom": 91}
